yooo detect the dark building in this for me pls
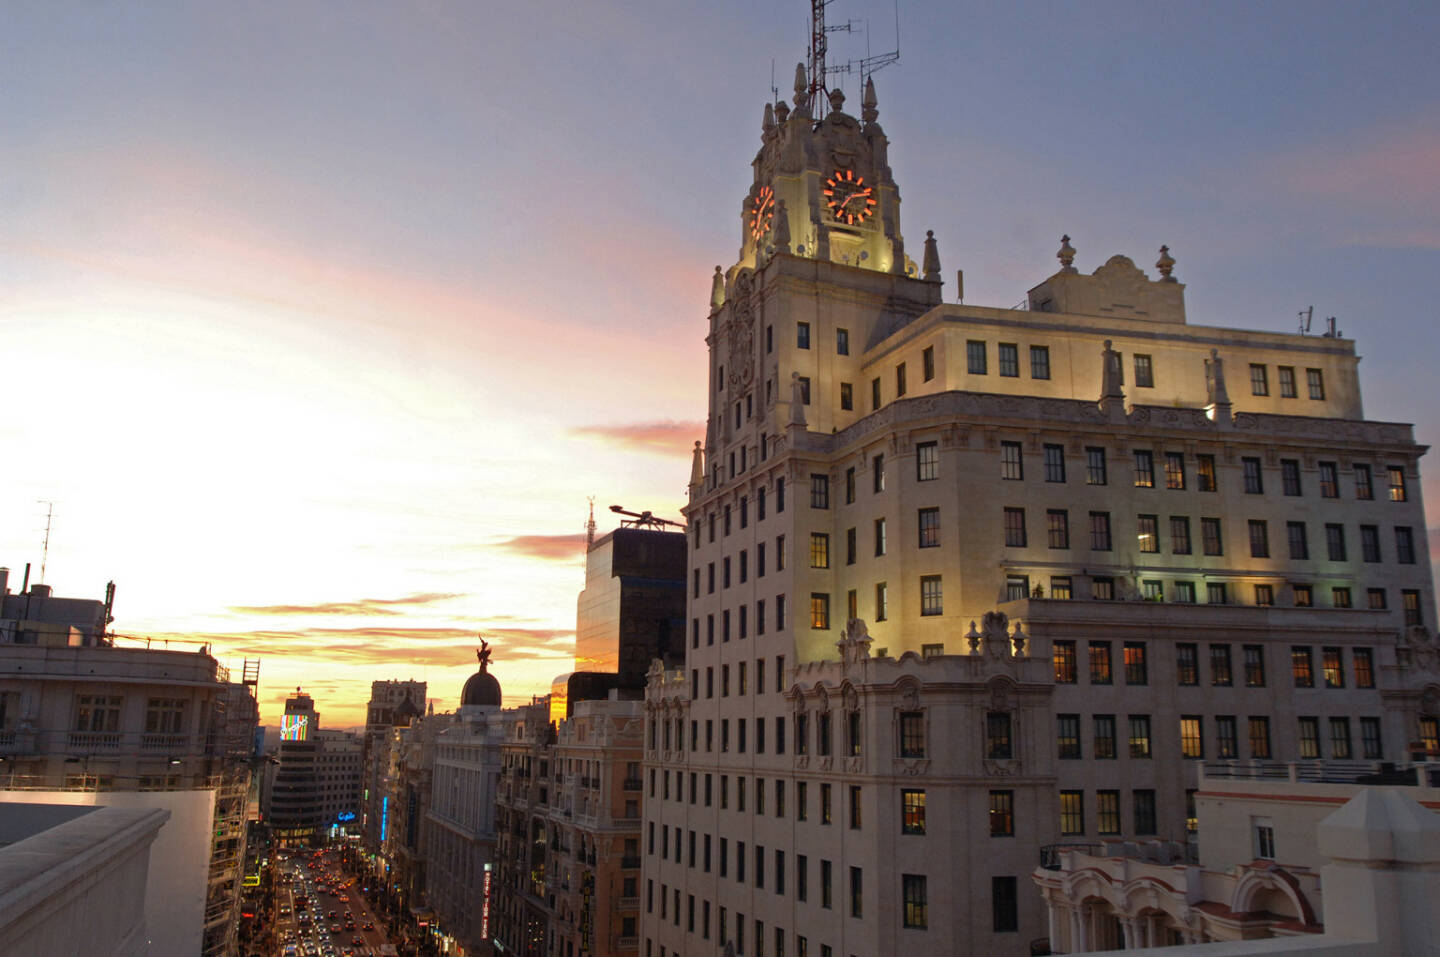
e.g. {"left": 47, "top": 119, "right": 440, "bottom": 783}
{"left": 573, "top": 527, "right": 686, "bottom": 682}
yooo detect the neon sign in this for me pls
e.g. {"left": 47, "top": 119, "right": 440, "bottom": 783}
{"left": 280, "top": 714, "right": 309, "bottom": 742}
{"left": 481, "top": 862, "right": 492, "bottom": 939}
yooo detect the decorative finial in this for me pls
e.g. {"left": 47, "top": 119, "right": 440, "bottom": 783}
{"left": 477, "top": 638, "right": 491, "bottom": 671}
{"left": 793, "top": 62, "right": 808, "bottom": 107}
{"left": 775, "top": 99, "right": 790, "bottom": 123}
{"left": 1057, "top": 234, "right": 1077, "bottom": 273}
{"left": 773, "top": 198, "right": 791, "bottom": 254}
{"left": 922, "top": 230, "right": 941, "bottom": 282}
{"left": 828, "top": 88, "right": 845, "bottom": 113}
{"left": 762, "top": 102, "right": 775, "bottom": 134}
{"left": 689, "top": 440, "right": 705, "bottom": 488}
{"left": 862, "top": 76, "right": 878, "bottom": 124}
{"left": 710, "top": 265, "right": 725, "bottom": 309}
{"left": 1156, "top": 244, "right": 1176, "bottom": 282}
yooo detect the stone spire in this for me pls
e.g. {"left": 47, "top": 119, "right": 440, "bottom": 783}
{"left": 710, "top": 266, "right": 725, "bottom": 310}
{"left": 788, "top": 372, "right": 808, "bottom": 428}
{"left": 793, "top": 62, "right": 809, "bottom": 109}
{"left": 689, "top": 440, "right": 705, "bottom": 491}
{"left": 922, "top": 230, "right": 941, "bottom": 282}
{"left": 1099, "top": 339, "right": 1126, "bottom": 420}
{"left": 773, "top": 199, "right": 791, "bottom": 254}
{"left": 862, "top": 75, "right": 878, "bottom": 124}
{"left": 763, "top": 101, "right": 775, "bottom": 134}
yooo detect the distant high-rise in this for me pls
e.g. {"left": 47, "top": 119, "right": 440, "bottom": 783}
{"left": 361, "top": 679, "right": 426, "bottom": 854}
{"left": 264, "top": 689, "right": 362, "bottom": 845}
{"left": 575, "top": 526, "right": 687, "bottom": 681}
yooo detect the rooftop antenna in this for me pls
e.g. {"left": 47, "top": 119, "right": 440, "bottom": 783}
{"left": 37, "top": 500, "right": 54, "bottom": 584}
{"left": 585, "top": 496, "right": 597, "bottom": 548}
{"left": 809, "top": 0, "right": 901, "bottom": 119}
{"left": 1298, "top": 306, "right": 1313, "bottom": 335}
{"left": 609, "top": 504, "right": 685, "bottom": 530}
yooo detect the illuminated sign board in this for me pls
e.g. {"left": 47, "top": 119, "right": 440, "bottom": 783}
{"left": 380, "top": 796, "right": 389, "bottom": 840}
{"left": 336, "top": 811, "right": 356, "bottom": 823}
{"left": 280, "top": 714, "right": 310, "bottom": 742}
{"left": 480, "top": 862, "right": 492, "bottom": 939}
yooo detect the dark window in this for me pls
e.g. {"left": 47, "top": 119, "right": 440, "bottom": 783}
{"left": 992, "top": 877, "right": 1018, "bottom": 933}
{"left": 1128, "top": 715, "right": 1151, "bottom": 758}
{"left": 922, "top": 345, "right": 935, "bottom": 382}
{"left": 1319, "top": 462, "right": 1339, "bottom": 498}
{"left": 797, "top": 322, "right": 810, "bottom": 349}
{"left": 1089, "top": 641, "right": 1112, "bottom": 684}
{"left": 1043, "top": 444, "right": 1066, "bottom": 482}
{"left": 1354, "top": 464, "right": 1374, "bottom": 500}
{"left": 1093, "top": 715, "right": 1116, "bottom": 759}
{"left": 1244, "top": 645, "right": 1266, "bottom": 687}
{"left": 1176, "top": 644, "right": 1198, "bottom": 685}
{"left": 903, "top": 874, "right": 928, "bottom": 929}
{"left": 1361, "top": 717, "right": 1383, "bottom": 759}
{"left": 919, "top": 508, "right": 941, "bottom": 548}
{"left": 1249, "top": 520, "right": 1269, "bottom": 558}
{"left": 899, "top": 712, "right": 925, "bottom": 758}
{"left": 1360, "top": 525, "right": 1381, "bottom": 562}
{"left": 871, "top": 377, "right": 881, "bottom": 411}
{"left": 1000, "top": 442, "right": 1023, "bottom": 480}
{"left": 1292, "top": 647, "right": 1314, "bottom": 687}
{"left": 1243, "top": 457, "right": 1264, "bottom": 494}
{"left": 836, "top": 327, "right": 849, "bottom": 355}
{"left": 1327, "top": 524, "right": 1347, "bottom": 561}
{"left": 1197, "top": 454, "right": 1217, "bottom": 491}
{"left": 1003, "top": 508, "right": 1026, "bottom": 547}
{"left": 998, "top": 343, "right": 1019, "bottom": 377}
{"left": 1124, "top": 643, "right": 1148, "bottom": 685}
{"left": 966, "top": 340, "right": 987, "bottom": 375}
{"left": 1282, "top": 459, "right": 1302, "bottom": 496}
{"left": 1210, "top": 645, "right": 1233, "bottom": 686}
{"left": 1396, "top": 526, "right": 1416, "bottom": 564}
{"left": 1133, "top": 354, "right": 1154, "bottom": 388}
{"left": 1249, "top": 363, "right": 1269, "bottom": 396}
{"left": 1307, "top": 368, "right": 1325, "bottom": 400}
{"left": 1202, "top": 517, "right": 1223, "bottom": 555}
{"left": 1133, "top": 450, "right": 1155, "bottom": 488}
{"left": 809, "top": 474, "right": 829, "bottom": 509}
{"left": 1171, "top": 516, "right": 1192, "bottom": 554}
{"left": 986, "top": 712, "right": 1012, "bottom": 759}
{"left": 895, "top": 363, "right": 907, "bottom": 397}
{"left": 1086, "top": 447, "right": 1107, "bottom": 485}
{"left": 1216, "top": 716, "right": 1238, "bottom": 759}
{"left": 1097, "top": 790, "right": 1120, "bottom": 835}
{"left": 916, "top": 442, "right": 939, "bottom": 481}
{"left": 873, "top": 454, "right": 886, "bottom": 493}
{"left": 988, "top": 790, "right": 1013, "bottom": 837}
{"left": 1278, "top": 366, "right": 1297, "bottom": 398}
{"left": 1057, "top": 714, "right": 1080, "bottom": 758}
{"left": 1133, "top": 790, "right": 1157, "bottom": 834}
{"left": 1047, "top": 509, "right": 1069, "bottom": 549}
{"left": 840, "top": 382, "right": 853, "bottom": 410}
{"left": 1030, "top": 346, "right": 1051, "bottom": 380}
{"left": 1090, "top": 512, "right": 1112, "bottom": 551}
{"left": 1288, "top": 521, "right": 1309, "bottom": 560}
{"left": 1299, "top": 716, "right": 1320, "bottom": 759}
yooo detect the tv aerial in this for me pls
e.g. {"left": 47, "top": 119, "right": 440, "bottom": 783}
{"left": 609, "top": 505, "right": 684, "bottom": 530}
{"left": 804, "top": 0, "right": 901, "bottom": 120}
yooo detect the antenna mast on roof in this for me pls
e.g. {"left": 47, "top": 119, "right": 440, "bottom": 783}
{"left": 585, "top": 496, "right": 597, "bottom": 548}
{"left": 37, "top": 500, "right": 54, "bottom": 584}
{"left": 807, "top": 0, "right": 901, "bottom": 121}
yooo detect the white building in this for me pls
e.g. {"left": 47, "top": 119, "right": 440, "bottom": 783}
{"left": 639, "top": 58, "right": 1436, "bottom": 957}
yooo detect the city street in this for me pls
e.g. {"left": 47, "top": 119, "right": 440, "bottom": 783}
{"left": 272, "top": 847, "right": 396, "bottom": 957}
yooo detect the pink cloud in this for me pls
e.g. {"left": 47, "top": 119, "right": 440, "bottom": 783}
{"left": 229, "top": 592, "right": 465, "bottom": 616}
{"left": 491, "top": 533, "right": 588, "bottom": 562}
{"left": 569, "top": 420, "right": 703, "bottom": 456}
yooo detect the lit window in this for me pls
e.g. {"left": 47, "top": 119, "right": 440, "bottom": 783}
{"left": 920, "top": 576, "right": 943, "bottom": 616}
{"left": 810, "top": 594, "right": 830, "bottom": 630}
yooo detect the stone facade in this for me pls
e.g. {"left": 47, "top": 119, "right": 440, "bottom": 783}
{"left": 639, "top": 65, "right": 1437, "bottom": 957}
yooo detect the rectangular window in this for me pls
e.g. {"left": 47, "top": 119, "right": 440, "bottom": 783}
{"left": 1164, "top": 452, "right": 1185, "bottom": 489}
{"left": 1128, "top": 715, "right": 1152, "bottom": 758}
{"left": 998, "top": 343, "right": 1019, "bottom": 377}
{"left": 1396, "top": 526, "right": 1416, "bottom": 564}
{"left": 1319, "top": 461, "right": 1339, "bottom": 498}
{"left": 1197, "top": 454, "right": 1217, "bottom": 491}
{"left": 967, "top": 340, "right": 987, "bottom": 375}
{"left": 1299, "top": 716, "right": 1321, "bottom": 759}
{"left": 1177, "top": 644, "right": 1199, "bottom": 685}
{"left": 1089, "top": 642, "right": 1112, "bottom": 684}
{"left": 922, "top": 345, "right": 935, "bottom": 381}
{"left": 1249, "top": 520, "right": 1270, "bottom": 558}
{"left": 1332, "top": 586, "right": 1352, "bottom": 608}
{"left": 1180, "top": 716, "right": 1203, "bottom": 759}
{"left": 1278, "top": 365, "right": 1297, "bottom": 397}
{"left": 1089, "top": 512, "right": 1112, "bottom": 551}
{"left": 920, "top": 576, "right": 943, "bottom": 616}
{"left": 1250, "top": 363, "right": 1269, "bottom": 396}
{"left": 902, "top": 874, "right": 928, "bottom": 929}
{"left": 1326, "top": 523, "right": 1348, "bottom": 561}
{"left": 1423, "top": 718, "right": 1440, "bottom": 755}
{"left": 1086, "top": 447, "right": 1108, "bottom": 485}
{"left": 1323, "top": 647, "right": 1344, "bottom": 688}
{"left": 986, "top": 712, "right": 1012, "bottom": 759}
{"left": 1405, "top": 590, "right": 1423, "bottom": 626}
{"left": 840, "top": 382, "right": 853, "bottom": 411}
{"left": 1096, "top": 790, "right": 1120, "bottom": 835}
{"left": 1030, "top": 345, "right": 1051, "bottom": 380}
{"left": 1292, "top": 647, "right": 1314, "bottom": 687}
{"left": 992, "top": 877, "right": 1018, "bottom": 933}
{"left": 873, "top": 454, "right": 886, "bottom": 493}
{"left": 1282, "top": 459, "right": 1302, "bottom": 496}
{"left": 874, "top": 582, "right": 888, "bottom": 622}
{"left": 1124, "top": 643, "right": 1148, "bottom": 685}
{"left": 1133, "top": 450, "right": 1155, "bottom": 488}
{"left": 1051, "top": 575, "right": 1073, "bottom": 599}
{"left": 797, "top": 321, "right": 810, "bottom": 349}
{"left": 1003, "top": 507, "right": 1026, "bottom": 547}
{"left": 1053, "top": 640, "right": 1077, "bottom": 683}
{"left": 1059, "top": 791, "right": 1084, "bottom": 835}
{"left": 1389, "top": 466, "right": 1407, "bottom": 501}
{"left": 1243, "top": 457, "right": 1264, "bottom": 494}
{"left": 1194, "top": 518, "right": 1221, "bottom": 557}
{"left": 810, "top": 474, "right": 829, "bottom": 508}
{"left": 1000, "top": 442, "right": 1023, "bottom": 480}
{"left": 1134, "top": 353, "right": 1154, "bottom": 388}
{"left": 797, "top": 376, "right": 811, "bottom": 404}
{"left": 1330, "top": 717, "right": 1352, "bottom": 759}
{"left": 1255, "top": 583, "right": 1274, "bottom": 606}
{"left": 1170, "top": 516, "right": 1192, "bottom": 554}
{"left": 845, "top": 468, "right": 855, "bottom": 504}
{"left": 1355, "top": 464, "right": 1374, "bottom": 500}
{"left": 1307, "top": 368, "right": 1325, "bottom": 400}
{"left": 1093, "top": 715, "right": 1116, "bottom": 759}
{"left": 836, "top": 327, "right": 849, "bottom": 355}
{"left": 1216, "top": 715, "right": 1238, "bottom": 759}
{"left": 1354, "top": 648, "right": 1375, "bottom": 688}
{"left": 845, "top": 528, "right": 856, "bottom": 565}
{"left": 874, "top": 518, "right": 887, "bottom": 556}
{"left": 1361, "top": 717, "right": 1383, "bottom": 759}
{"left": 1249, "top": 716, "right": 1272, "bottom": 758}
{"left": 848, "top": 785, "right": 862, "bottom": 828}
{"left": 809, "top": 533, "right": 829, "bottom": 569}
{"left": 1133, "top": 790, "right": 1157, "bottom": 835}
{"left": 918, "top": 508, "right": 941, "bottom": 548}
{"left": 1137, "top": 514, "right": 1159, "bottom": 553}
{"left": 1057, "top": 714, "right": 1081, "bottom": 759}
{"left": 916, "top": 442, "right": 939, "bottom": 481}
{"left": 810, "top": 594, "right": 829, "bottom": 630}
{"left": 1094, "top": 578, "right": 1116, "bottom": 602}
{"left": 1288, "top": 521, "right": 1309, "bottom": 560}
{"left": 1047, "top": 509, "right": 1069, "bottom": 549}
{"left": 895, "top": 363, "right": 907, "bottom": 397}
{"left": 1359, "top": 524, "right": 1381, "bottom": 562}
{"left": 1041, "top": 444, "right": 1066, "bottom": 483}
{"left": 1174, "top": 580, "right": 1196, "bottom": 603}
{"left": 1207, "top": 582, "right": 1228, "bottom": 604}
{"left": 1244, "top": 645, "right": 1266, "bottom": 687}
{"left": 1368, "top": 588, "right": 1388, "bottom": 610}
{"left": 821, "top": 860, "right": 832, "bottom": 909}
{"left": 849, "top": 867, "right": 863, "bottom": 918}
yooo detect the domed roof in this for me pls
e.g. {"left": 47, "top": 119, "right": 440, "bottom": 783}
{"left": 462, "top": 669, "right": 502, "bottom": 708}
{"left": 461, "top": 639, "right": 502, "bottom": 708}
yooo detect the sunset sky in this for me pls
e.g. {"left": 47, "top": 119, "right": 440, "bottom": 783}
{"left": 2, "top": 1, "right": 1437, "bottom": 727}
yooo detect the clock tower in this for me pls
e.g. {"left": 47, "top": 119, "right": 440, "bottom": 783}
{"left": 739, "top": 65, "right": 908, "bottom": 276}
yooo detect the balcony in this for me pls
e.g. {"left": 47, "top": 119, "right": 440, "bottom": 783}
{"left": 67, "top": 732, "right": 122, "bottom": 750}
{"left": 141, "top": 733, "right": 188, "bottom": 752}
{"left": 1039, "top": 843, "right": 1101, "bottom": 870}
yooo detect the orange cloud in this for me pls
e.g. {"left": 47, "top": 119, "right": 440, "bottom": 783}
{"left": 492, "top": 533, "right": 588, "bottom": 562}
{"left": 179, "top": 624, "right": 575, "bottom": 669}
{"left": 569, "top": 420, "right": 703, "bottom": 456}
{"left": 228, "top": 592, "right": 465, "bottom": 616}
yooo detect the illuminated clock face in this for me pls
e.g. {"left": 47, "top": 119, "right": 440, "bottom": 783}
{"left": 824, "top": 169, "right": 876, "bottom": 226}
{"left": 749, "top": 186, "right": 774, "bottom": 242}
